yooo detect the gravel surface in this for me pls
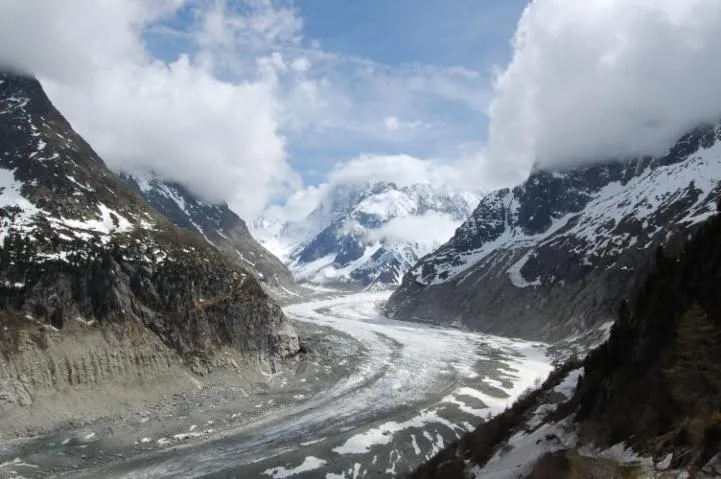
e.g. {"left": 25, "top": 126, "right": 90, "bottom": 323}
{"left": 0, "top": 292, "right": 552, "bottom": 479}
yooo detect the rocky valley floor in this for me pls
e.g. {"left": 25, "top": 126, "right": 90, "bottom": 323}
{"left": 0, "top": 291, "right": 553, "bottom": 479}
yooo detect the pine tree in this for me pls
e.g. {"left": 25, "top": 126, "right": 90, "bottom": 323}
{"left": 665, "top": 302, "right": 721, "bottom": 416}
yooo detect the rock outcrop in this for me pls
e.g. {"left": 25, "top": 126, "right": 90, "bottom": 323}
{"left": 119, "top": 173, "right": 299, "bottom": 297}
{"left": 387, "top": 122, "right": 721, "bottom": 341}
{"left": 0, "top": 72, "right": 299, "bottom": 427}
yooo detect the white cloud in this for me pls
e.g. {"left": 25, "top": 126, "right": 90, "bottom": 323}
{"left": 370, "top": 213, "right": 461, "bottom": 244}
{"left": 384, "top": 116, "right": 426, "bottom": 132}
{"left": 385, "top": 116, "right": 401, "bottom": 131}
{"left": 44, "top": 57, "right": 296, "bottom": 217}
{"left": 192, "top": 0, "right": 303, "bottom": 77}
{"left": 0, "top": 0, "right": 300, "bottom": 218}
{"left": 265, "top": 154, "right": 481, "bottom": 224}
{"left": 262, "top": 184, "right": 325, "bottom": 224}
{"left": 486, "top": 0, "right": 721, "bottom": 178}
{"left": 326, "top": 154, "right": 470, "bottom": 191}
{"left": 0, "top": 0, "right": 179, "bottom": 81}
{"left": 291, "top": 57, "right": 310, "bottom": 73}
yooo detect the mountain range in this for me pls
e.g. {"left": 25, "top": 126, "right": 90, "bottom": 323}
{"left": 387, "top": 121, "right": 721, "bottom": 341}
{"left": 252, "top": 181, "right": 481, "bottom": 289}
{"left": 412, "top": 195, "right": 721, "bottom": 479}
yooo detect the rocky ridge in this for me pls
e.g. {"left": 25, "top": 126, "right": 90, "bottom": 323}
{"left": 0, "top": 72, "right": 299, "bottom": 435}
{"left": 119, "top": 172, "right": 299, "bottom": 298}
{"left": 254, "top": 181, "right": 481, "bottom": 288}
{"left": 409, "top": 201, "right": 721, "bottom": 479}
{"left": 387, "top": 121, "right": 721, "bottom": 341}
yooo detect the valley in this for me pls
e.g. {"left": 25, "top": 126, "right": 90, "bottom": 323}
{"left": 2, "top": 1, "right": 721, "bottom": 477}
{"left": 0, "top": 291, "right": 552, "bottom": 479}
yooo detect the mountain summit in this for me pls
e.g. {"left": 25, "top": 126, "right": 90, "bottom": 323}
{"left": 253, "top": 181, "right": 481, "bottom": 288}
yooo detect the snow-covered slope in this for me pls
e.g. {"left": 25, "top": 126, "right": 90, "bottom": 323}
{"left": 0, "top": 72, "right": 298, "bottom": 378}
{"left": 252, "top": 182, "right": 481, "bottom": 288}
{"left": 387, "top": 121, "right": 721, "bottom": 340}
{"left": 120, "top": 172, "right": 297, "bottom": 294}
{"left": 415, "top": 209, "right": 721, "bottom": 478}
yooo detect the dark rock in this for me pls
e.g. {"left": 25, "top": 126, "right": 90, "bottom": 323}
{"left": 119, "top": 173, "right": 297, "bottom": 294}
{"left": 0, "top": 71, "right": 299, "bottom": 373}
{"left": 387, "top": 120, "right": 721, "bottom": 341}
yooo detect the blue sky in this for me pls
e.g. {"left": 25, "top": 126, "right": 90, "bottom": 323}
{"left": 297, "top": 0, "right": 521, "bottom": 67}
{"left": 6, "top": 0, "right": 720, "bottom": 219}
{"left": 145, "top": 0, "right": 527, "bottom": 186}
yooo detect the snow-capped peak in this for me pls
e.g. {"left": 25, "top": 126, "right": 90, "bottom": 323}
{"left": 252, "top": 181, "right": 482, "bottom": 288}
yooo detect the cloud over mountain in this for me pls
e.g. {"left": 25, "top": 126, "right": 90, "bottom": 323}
{"left": 0, "top": 0, "right": 497, "bottom": 219}
{"left": 0, "top": 0, "right": 300, "bottom": 218}
{"left": 486, "top": 0, "right": 721, "bottom": 178}
{"left": 263, "top": 154, "right": 481, "bottom": 224}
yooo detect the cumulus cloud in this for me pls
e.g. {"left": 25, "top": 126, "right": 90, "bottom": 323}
{"left": 0, "top": 0, "right": 179, "bottom": 82}
{"left": 265, "top": 154, "right": 481, "bottom": 224}
{"left": 370, "top": 213, "right": 460, "bottom": 244}
{"left": 46, "top": 58, "right": 295, "bottom": 217}
{"left": 0, "top": 0, "right": 299, "bottom": 218}
{"left": 326, "top": 154, "right": 471, "bottom": 190}
{"left": 486, "top": 0, "right": 721, "bottom": 177}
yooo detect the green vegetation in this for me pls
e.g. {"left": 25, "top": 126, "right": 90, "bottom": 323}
{"left": 576, "top": 199, "right": 721, "bottom": 470}
{"left": 408, "top": 199, "right": 721, "bottom": 477}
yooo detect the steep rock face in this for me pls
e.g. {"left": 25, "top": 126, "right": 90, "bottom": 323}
{"left": 387, "top": 122, "right": 721, "bottom": 340}
{"left": 119, "top": 173, "right": 298, "bottom": 295}
{"left": 0, "top": 72, "right": 299, "bottom": 392}
{"left": 0, "top": 313, "right": 181, "bottom": 408}
{"left": 253, "top": 181, "right": 480, "bottom": 288}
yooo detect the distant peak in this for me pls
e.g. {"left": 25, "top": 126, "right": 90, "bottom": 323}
{"left": 0, "top": 70, "right": 42, "bottom": 90}
{"left": 0, "top": 71, "right": 54, "bottom": 116}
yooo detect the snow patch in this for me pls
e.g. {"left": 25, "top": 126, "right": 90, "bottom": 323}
{"left": 263, "top": 456, "right": 327, "bottom": 478}
{"left": 0, "top": 168, "right": 40, "bottom": 242}
{"left": 507, "top": 251, "right": 542, "bottom": 288}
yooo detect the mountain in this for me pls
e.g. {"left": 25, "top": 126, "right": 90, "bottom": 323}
{"left": 252, "top": 182, "right": 481, "bottom": 288}
{"left": 387, "top": 121, "right": 721, "bottom": 341}
{"left": 0, "top": 73, "right": 298, "bottom": 427}
{"left": 410, "top": 202, "right": 721, "bottom": 479}
{"left": 119, "top": 172, "right": 298, "bottom": 297}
